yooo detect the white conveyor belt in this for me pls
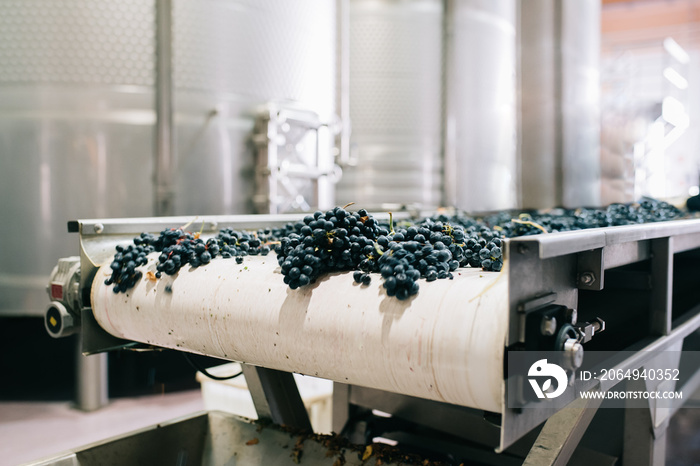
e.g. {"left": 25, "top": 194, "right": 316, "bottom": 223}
{"left": 91, "top": 255, "right": 508, "bottom": 412}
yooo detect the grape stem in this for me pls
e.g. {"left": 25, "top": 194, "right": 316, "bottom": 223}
{"left": 389, "top": 212, "right": 395, "bottom": 235}
{"left": 194, "top": 220, "right": 205, "bottom": 239}
{"left": 511, "top": 219, "right": 548, "bottom": 234}
{"left": 468, "top": 265, "right": 506, "bottom": 303}
{"left": 179, "top": 217, "right": 199, "bottom": 231}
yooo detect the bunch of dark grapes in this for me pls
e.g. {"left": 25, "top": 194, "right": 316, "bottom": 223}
{"left": 104, "top": 233, "right": 157, "bottom": 293}
{"left": 275, "top": 207, "right": 385, "bottom": 290}
{"left": 274, "top": 209, "right": 466, "bottom": 299}
{"left": 486, "top": 198, "right": 683, "bottom": 237}
{"left": 477, "top": 237, "right": 503, "bottom": 272}
{"left": 104, "top": 197, "right": 684, "bottom": 297}
{"left": 376, "top": 251, "right": 421, "bottom": 300}
{"left": 215, "top": 228, "right": 271, "bottom": 263}
{"left": 362, "top": 219, "right": 496, "bottom": 300}
{"left": 462, "top": 236, "right": 503, "bottom": 272}
{"left": 107, "top": 226, "right": 273, "bottom": 293}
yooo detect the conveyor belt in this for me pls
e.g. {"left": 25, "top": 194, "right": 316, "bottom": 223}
{"left": 91, "top": 254, "right": 508, "bottom": 412}
{"left": 50, "top": 215, "right": 700, "bottom": 453}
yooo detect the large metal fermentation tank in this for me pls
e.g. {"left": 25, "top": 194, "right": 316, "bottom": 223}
{"left": 336, "top": 0, "right": 444, "bottom": 209}
{"left": 559, "top": 0, "right": 601, "bottom": 208}
{"left": 444, "top": 0, "right": 518, "bottom": 212}
{"left": 339, "top": 0, "right": 599, "bottom": 213}
{"left": 519, "top": 0, "right": 601, "bottom": 209}
{"left": 0, "top": 0, "right": 156, "bottom": 317}
{"left": 172, "top": 0, "right": 337, "bottom": 215}
{"left": 0, "top": 0, "right": 338, "bottom": 317}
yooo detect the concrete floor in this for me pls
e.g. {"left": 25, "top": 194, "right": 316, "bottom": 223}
{"left": 0, "top": 390, "right": 205, "bottom": 466}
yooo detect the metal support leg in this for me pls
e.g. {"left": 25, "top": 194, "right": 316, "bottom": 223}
{"left": 332, "top": 382, "right": 351, "bottom": 434}
{"left": 75, "top": 335, "right": 108, "bottom": 411}
{"left": 241, "top": 365, "right": 312, "bottom": 431}
{"left": 523, "top": 396, "right": 603, "bottom": 466}
{"left": 650, "top": 237, "right": 673, "bottom": 336}
{"left": 624, "top": 403, "right": 668, "bottom": 466}
{"left": 622, "top": 352, "right": 679, "bottom": 466}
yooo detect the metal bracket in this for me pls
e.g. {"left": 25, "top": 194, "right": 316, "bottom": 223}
{"left": 517, "top": 293, "right": 558, "bottom": 345}
{"left": 577, "top": 248, "right": 604, "bottom": 291}
{"left": 518, "top": 292, "right": 558, "bottom": 314}
{"left": 241, "top": 365, "right": 312, "bottom": 431}
{"left": 332, "top": 382, "right": 352, "bottom": 434}
{"left": 253, "top": 105, "right": 340, "bottom": 214}
{"left": 81, "top": 308, "right": 135, "bottom": 355}
{"left": 650, "top": 237, "right": 673, "bottom": 336}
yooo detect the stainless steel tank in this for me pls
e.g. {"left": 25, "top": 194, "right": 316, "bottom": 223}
{"left": 519, "top": 0, "right": 557, "bottom": 210}
{"left": 519, "top": 0, "right": 601, "bottom": 209}
{"left": 336, "top": 0, "right": 444, "bottom": 209}
{"left": 172, "top": 0, "right": 338, "bottom": 215}
{"left": 560, "top": 0, "right": 600, "bottom": 208}
{"left": 0, "top": 0, "right": 338, "bottom": 316}
{"left": 0, "top": 0, "right": 156, "bottom": 317}
{"left": 444, "top": 0, "right": 518, "bottom": 213}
